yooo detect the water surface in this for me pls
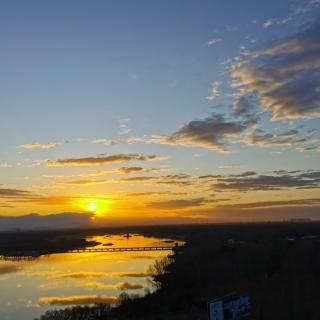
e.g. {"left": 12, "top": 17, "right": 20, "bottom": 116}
{"left": 0, "top": 234, "right": 179, "bottom": 320}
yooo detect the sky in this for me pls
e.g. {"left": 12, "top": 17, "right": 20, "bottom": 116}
{"left": 1, "top": 0, "right": 320, "bottom": 227}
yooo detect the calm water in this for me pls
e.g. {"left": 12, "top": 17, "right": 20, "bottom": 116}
{"left": 0, "top": 234, "right": 180, "bottom": 320}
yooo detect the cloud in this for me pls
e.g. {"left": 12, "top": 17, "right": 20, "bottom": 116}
{"left": 231, "top": 20, "right": 320, "bottom": 120}
{"left": 243, "top": 128, "right": 314, "bottom": 147}
{"left": 218, "top": 164, "right": 241, "bottom": 169}
{"left": 292, "top": 0, "right": 320, "bottom": 15}
{"left": 156, "top": 179, "right": 193, "bottom": 188}
{"left": 212, "top": 170, "right": 320, "bottom": 192}
{"left": 146, "top": 198, "right": 207, "bottom": 210}
{"left": 152, "top": 114, "right": 251, "bottom": 151}
{"left": 263, "top": 19, "right": 274, "bottom": 28}
{"left": 115, "top": 173, "right": 194, "bottom": 187}
{"left": 230, "top": 171, "right": 257, "bottom": 177}
{"left": 207, "top": 81, "right": 221, "bottom": 101}
{"left": 297, "top": 145, "right": 320, "bottom": 152}
{"left": 126, "top": 191, "right": 186, "bottom": 197}
{"left": 48, "top": 154, "right": 165, "bottom": 166}
{"left": 62, "top": 179, "right": 108, "bottom": 186}
{"left": 39, "top": 295, "right": 118, "bottom": 306}
{"left": 207, "top": 38, "right": 222, "bottom": 46}
{"left": 0, "top": 187, "right": 33, "bottom": 198}
{"left": 117, "top": 167, "right": 158, "bottom": 174}
{"left": 220, "top": 198, "right": 320, "bottom": 209}
{"left": 117, "top": 176, "right": 156, "bottom": 182}
{"left": 119, "top": 118, "right": 132, "bottom": 135}
{"left": 20, "top": 142, "right": 58, "bottom": 149}
{"left": 232, "top": 95, "right": 259, "bottom": 119}
{"left": 79, "top": 170, "right": 114, "bottom": 177}
{"left": 151, "top": 174, "right": 194, "bottom": 188}
{"left": 92, "top": 139, "right": 116, "bottom": 145}
{"left": 0, "top": 162, "right": 12, "bottom": 168}
{"left": 79, "top": 167, "right": 160, "bottom": 177}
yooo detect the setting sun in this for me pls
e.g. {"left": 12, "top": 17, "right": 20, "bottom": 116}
{"left": 73, "top": 198, "right": 112, "bottom": 216}
{"left": 87, "top": 201, "right": 97, "bottom": 212}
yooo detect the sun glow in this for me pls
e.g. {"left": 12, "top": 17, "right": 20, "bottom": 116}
{"left": 73, "top": 197, "right": 112, "bottom": 216}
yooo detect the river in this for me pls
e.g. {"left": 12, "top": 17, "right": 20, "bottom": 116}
{"left": 0, "top": 233, "right": 180, "bottom": 320}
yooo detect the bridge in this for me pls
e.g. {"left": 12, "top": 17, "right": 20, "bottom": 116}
{"left": 69, "top": 246, "right": 177, "bottom": 253}
{"left": 0, "top": 245, "right": 181, "bottom": 259}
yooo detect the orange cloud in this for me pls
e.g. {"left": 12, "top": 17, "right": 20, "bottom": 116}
{"left": 48, "top": 154, "right": 166, "bottom": 166}
{"left": 20, "top": 142, "right": 58, "bottom": 149}
{"left": 62, "top": 179, "right": 108, "bottom": 186}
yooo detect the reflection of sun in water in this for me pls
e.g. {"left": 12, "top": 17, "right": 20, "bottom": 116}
{"left": 73, "top": 198, "right": 112, "bottom": 216}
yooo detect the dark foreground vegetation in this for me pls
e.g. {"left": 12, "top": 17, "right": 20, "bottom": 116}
{"left": 2, "top": 222, "right": 320, "bottom": 320}
{"left": 109, "top": 222, "right": 320, "bottom": 320}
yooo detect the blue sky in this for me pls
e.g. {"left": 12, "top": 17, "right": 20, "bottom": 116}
{"left": 1, "top": 0, "right": 320, "bottom": 224}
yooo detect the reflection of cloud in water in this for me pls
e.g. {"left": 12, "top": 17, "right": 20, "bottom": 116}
{"left": 118, "top": 272, "right": 151, "bottom": 277}
{"left": 83, "top": 281, "right": 143, "bottom": 290}
{"left": 38, "top": 281, "right": 67, "bottom": 290}
{"left": 0, "top": 264, "right": 21, "bottom": 274}
{"left": 51, "top": 271, "right": 109, "bottom": 279}
{"left": 129, "top": 255, "right": 157, "bottom": 260}
{"left": 24, "top": 300, "right": 41, "bottom": 308}
{"left": 27, "top": 270, "right": 151, "bottom": 279}
{"left": 39, "top": 295, "right": 118, "bottom": 306}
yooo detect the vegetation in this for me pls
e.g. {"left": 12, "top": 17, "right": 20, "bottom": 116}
{"left": 106, "top": 222, "right": 320, "bottom": 320}
{"left": 34, "top": 304, "right": 112, "bottom": 320}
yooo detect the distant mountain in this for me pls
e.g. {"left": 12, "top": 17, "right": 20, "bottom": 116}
{"left": 0, "top": 212, "right": 93, "bottom": 231}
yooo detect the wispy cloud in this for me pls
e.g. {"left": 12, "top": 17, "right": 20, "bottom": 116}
{"left": 207, "top": 38, "right": 222, "bottom": 46}
{"left": 20, "top": 142, "right": 58, "bottom": 150}
{"left": 220, "top": 198, "right": 320, "bottom": 209}
{"left": 61, "top": 179, "right": 108, "bottom": 186}
{"left": 119, "top": 118, "right": 132, "bottom": 135}
{"left": 0, "top": 162, "right": 12, "bottom": 168}
{"left": 218, "top": 164, "right": 241, "bottom": 169}
{"left": 211, "top": 170, "right": 320, "bottom": 192}
{"left": 92, "top": 139, "right": 116, "bottom": 145}
{"left": 297, "top": 145, "right": 320, "bottom": 152}
{"left": 146, "top": 198, "right": 207, "bottom": 210}
{"left": 243, "top": 128, "right": 315, "bottom": 147}
{"left": 263, "top": 19, "right": 274, "bottom": 28}
{"left": 48, "top": 154, "right": 166, "bottom": 166}
{"left": 207, "top": 81, "right": 221, "bottom": 101}
{"left": 0, "top": 187, "right": 34, "bottom": 198}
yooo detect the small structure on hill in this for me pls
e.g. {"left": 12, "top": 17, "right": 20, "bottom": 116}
{"left": 208, "top": 293, "right": 251, "bottom": 320}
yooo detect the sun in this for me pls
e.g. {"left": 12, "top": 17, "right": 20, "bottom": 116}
{"left": 87, "top": 201, "right": 97, "bottom": 212}
{"left": 73, "top": 197, "right": 112, "bottom": 216}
